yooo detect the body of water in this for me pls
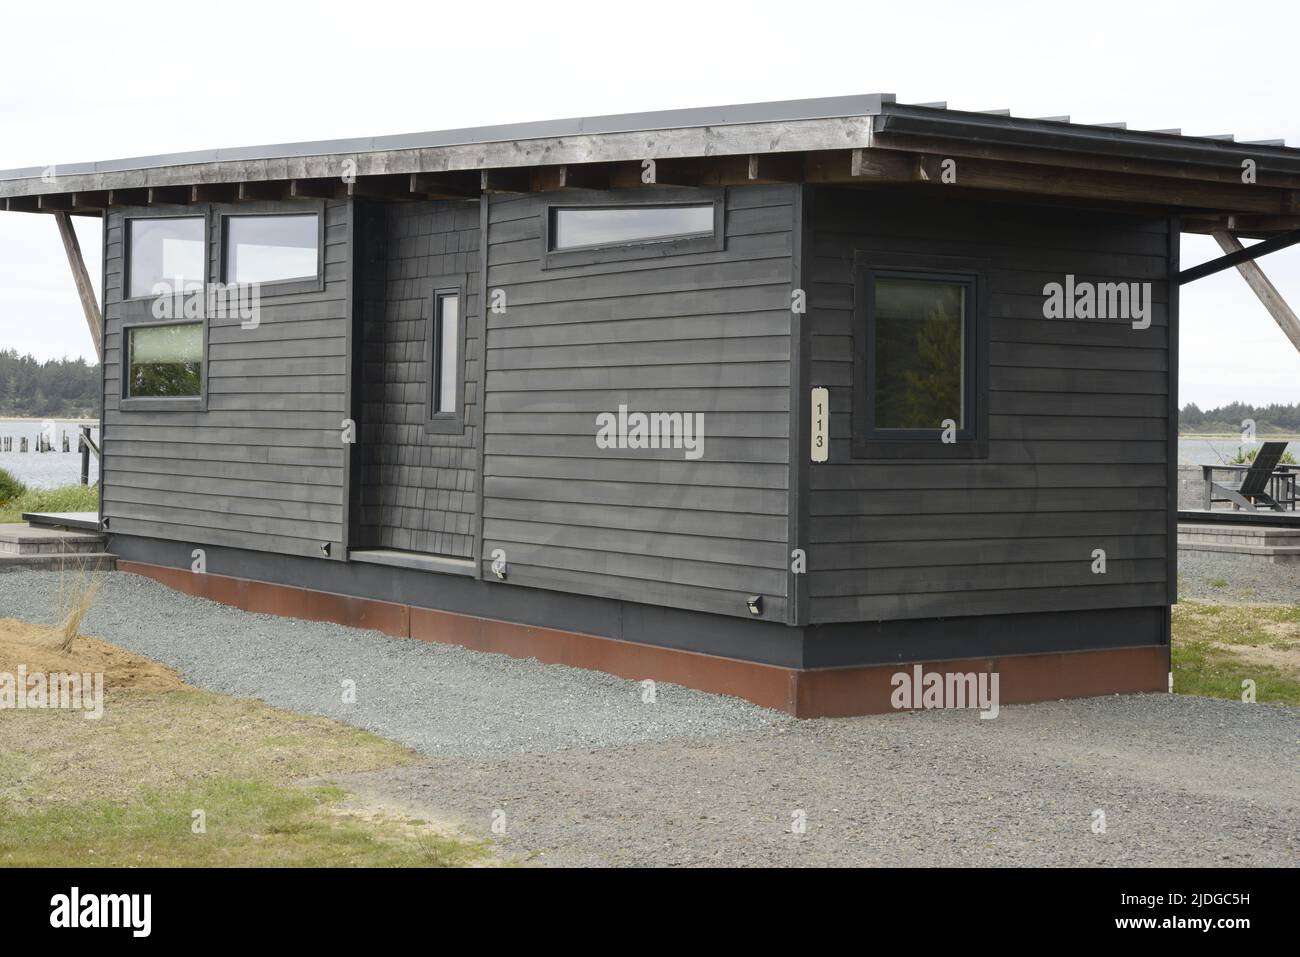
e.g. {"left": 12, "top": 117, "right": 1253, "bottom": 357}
{"left": 0, "top": 419, "right": 101, "bottom": 489}
{"left": 1178, "top": 435, "right": 1300, "bottom": 466}
{"left": 0, "top": 417, "right": 1293, "bottom": 490}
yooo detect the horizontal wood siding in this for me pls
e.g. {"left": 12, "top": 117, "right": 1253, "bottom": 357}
{"left": 353, "top": 200, "right": 481, "bottom": 556}
{"left": 481, "top": 185, "right": 796, "bottom": 619}
{"left": 806, "top": 189, "right": 1171, "bottom": 622}
{"left": 101, "top": 201, "right": 350, "bottom": 558}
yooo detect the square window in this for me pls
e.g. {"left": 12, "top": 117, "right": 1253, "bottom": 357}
{"left": 128, "top": 217, "right": 205, "bottom": 299}
{"left": 125, "top": 322, "right": 203, "bottom": 398}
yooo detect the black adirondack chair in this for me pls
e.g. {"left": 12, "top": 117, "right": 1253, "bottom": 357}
{"left": 1202, "top": 441, "right": 1296, "bottom": 511}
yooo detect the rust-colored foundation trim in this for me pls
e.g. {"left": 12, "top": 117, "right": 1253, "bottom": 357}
{"left": 119, "top": 561, "right": 1170, "bottom": 718}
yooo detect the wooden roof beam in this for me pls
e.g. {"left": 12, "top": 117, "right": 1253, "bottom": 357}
{"left": 191, "top": 183, "right": 238, "bottom": 203}
{"left": 347, "top": 174, "right": 418, "bottom": 199}
{"left": 53, "top": 211, "right": 103, "bottom": 362}
{"left": 805, "top": 148, "right": 1294, "bottom": 214}
{"left": 1211, "top": 230, "right": 1300, "bottom": 355}
{"left": 1183, "top": 214, "right": 1300, "bottom": 238}
{"left": 237, "top": 180, "right": 290, "bottom": 202}
{"left": 1179, "top": 227, "right": 1300, "bottom": 284}
{"left": 480, "top": 168, "right": 534, "bottom": 193}
{"left": 147, "top": 185, "right": 190, "bottom": 205}
{"left": 37, "top": 194, "right": 75, "bottom": 212}
{"left": 910, "top": 154, "right": 1289, "bottom": 213}
{"left": 409, "top": 171, "right": 481, "bottom": 198}
{"left": 870, "top": 131, "right": 1300, "bottom": 191}
{"left": 527, "top": 165, "right": 611, "bottom": 192}
{"left": 107, "top": 187, "right": 149, "bottom": 207}
{"left": 72, "top": 190, "right": 111, "bottom": 211}
{"left": 289, "top": 178, "right": 341, "bottom": 199}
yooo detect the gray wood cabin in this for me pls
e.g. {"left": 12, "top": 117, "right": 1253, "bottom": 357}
{"left": 5, "top": 95, "right": 1299, "bottom": 715}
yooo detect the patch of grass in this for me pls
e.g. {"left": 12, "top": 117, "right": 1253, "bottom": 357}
{"left": 1208, "top": 578, "right": 1229, "bottom": 589}
{"left": 0, "top": 467, "right": 24, "bottom": 504}
{"left": 0, "top": 619, "right": 490, "bottom": 867}
{"left": 1171, "top": 641, "right": 1300, "bottom": 706}
{"left": 1172, "top": 602, "right": 1300, "bottom": 705}
{"left": 0, "top": 483, "right": 98, "bottom": 524}
{"left": 0, "top": 777, "right": 487, "bottom": 868}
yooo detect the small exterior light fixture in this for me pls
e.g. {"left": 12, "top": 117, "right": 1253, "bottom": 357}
{"left": 746, "top": 595, "right": 763, "bottom": 616}
{"left": 320, "top": 542, "right": 331, "bottom": 557}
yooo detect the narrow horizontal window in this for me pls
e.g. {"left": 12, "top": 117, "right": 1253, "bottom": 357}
{"left": 225, "top": 213, "right": 320, "bottom": 284}
{"left": 432, "top": 291, "right": 460, "bottom": 415}
{"left": 551, "top": 204, "right": 714, "bottom": 250}
{"left": 871, "top": 278, "right": 968, "bottom": 431}
{"left": 128, "top": 217, "right": 205, "bottom": 299}
{"left": 125, "top": 322, "right": 203, "bottom": 398}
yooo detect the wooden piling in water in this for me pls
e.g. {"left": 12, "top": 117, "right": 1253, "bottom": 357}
{"left": 80, "top": 426, "right": 91, "bottom": 486}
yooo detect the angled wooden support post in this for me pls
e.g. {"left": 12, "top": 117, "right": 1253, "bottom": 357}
{"left": 1210, "top": 230, "right": 1300, "bottom": 355}
{"left": 53, "top": 211, "right": 103, "bottom": 362}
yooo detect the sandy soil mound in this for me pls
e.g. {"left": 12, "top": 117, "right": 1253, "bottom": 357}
{"left": 0, "top": 618, "right": 185, "bottom": 692}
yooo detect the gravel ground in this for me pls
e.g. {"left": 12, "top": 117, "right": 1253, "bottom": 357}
{"left": 1178, "top": 550, "right": 1299, "bottom": 604}
{"left": 0, "top": 570, "right": 786, "bottom": 758}
{"left": 339, "top": 694, "right": 1298, "bottom": 867}
{"left": 2, "top": 567, "right": 1296, "bottom": 866}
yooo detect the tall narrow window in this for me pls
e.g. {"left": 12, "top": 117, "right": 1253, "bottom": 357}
{"left": 872, "top": 277, "right": 967, "bottom": 431}
{"left": 433, "top": 291, "right": 460, "bottom": 415}
{"left": 424, "top": 278, "right": 465, "bottom": 433}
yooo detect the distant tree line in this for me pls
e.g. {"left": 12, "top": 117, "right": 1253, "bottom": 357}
{"left": 1180, "top": 401, "right": 1300, "bottom": 434}
{"left": 0, "top": 350, "right": 100, "bottom": 418}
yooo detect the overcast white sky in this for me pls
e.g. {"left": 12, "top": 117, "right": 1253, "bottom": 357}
{"left": 0, "top": 0, "right": 1296, "bottom": 409}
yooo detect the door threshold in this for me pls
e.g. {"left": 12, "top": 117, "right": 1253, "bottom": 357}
{"left": 348, "top": 548, "right": 476, "bottom": 577}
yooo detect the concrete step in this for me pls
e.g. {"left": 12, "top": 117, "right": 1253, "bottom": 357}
{"left": 0, "top": 523, "right": 108, "bottom": 557}
{"left": 0, "top": 553, "right": 116, "bottom": 571}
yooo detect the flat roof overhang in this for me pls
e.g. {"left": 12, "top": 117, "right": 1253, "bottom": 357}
{"left": 1, "top": 94, "right": 1297, "bottom": 237}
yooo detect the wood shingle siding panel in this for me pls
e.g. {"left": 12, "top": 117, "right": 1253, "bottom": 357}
{"left": 353, "top": 199, "right": 482, "bottom": 558}
{"left": 481, "top": 184, "right": 796, "bottom": 621}
{"left": 806, "top": 188, "right": 1171, "bottom": 624}
{"left": 100, "top": 200, "right": 351, "bottom": 559}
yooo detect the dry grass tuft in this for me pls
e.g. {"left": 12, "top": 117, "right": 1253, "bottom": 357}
{"left": 54, "top": 560, "right": 105, "bottom": 654}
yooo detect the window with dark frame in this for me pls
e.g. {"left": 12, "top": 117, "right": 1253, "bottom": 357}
{"left": 853, "top": 265, "right": 984, "bottom": 458}
{"left": 550, "top": 204, "right": 715, "bottom": 251}
{"left": 223, "top": 213, "right": 320, "bottom": 285}
{"left": 428, "top": 288, "right": 461, "bottom": 424}
{"left": 125, "top": 322, "right": 203, "bottom": 398}
{"left": 127, "top": 216, "right": 205, "bottom": 299}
